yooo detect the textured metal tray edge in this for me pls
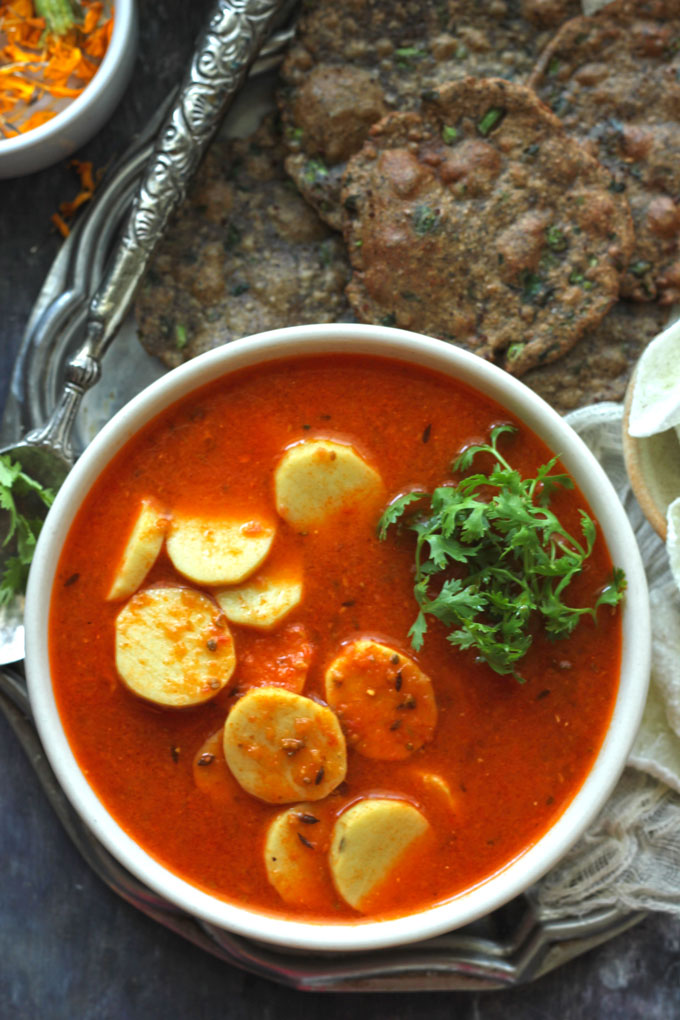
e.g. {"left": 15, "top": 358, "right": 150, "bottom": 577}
{"left": 0, "top": 664, "right": 645, "bottom": 992}
{"left": 0, "top": 32, "right": 643, "bottom": 993}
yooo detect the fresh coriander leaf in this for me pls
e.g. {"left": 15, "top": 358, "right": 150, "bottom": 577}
{"left": 453, "top": 423, "right": 517, "bottom": 472}
{"left": 0, "top": 485, "right": 18, "bottom": 545}
{"left": 420, "top": 577, "right": 485, "bottom": 623}
{"left": 408, "top": 610, "right": 429, "bottom": 651}
{"left": 0, "top": 557, "right": 28, "bottom": 607}
{"left": 424, "top": 532, "right": 471, "bottom": 568}
{"left": 10, "top": 467, "right": 55, "bottom": 508}
{"left": 595, "top": 568, "right": 627, "bottom": 609}
{"left": 0, "top": 454, "right": 55, "bottom": 604}
{"left": 579, "top": 511, "right": 596, "bottom": 552}
{"left": 17, "top": 516, "right": 40, "bottom": 564}
{"left": 534, "top": 460, "right": 572, "bottom": 504}
{"left": 0, "top": 458, "right": 22, "bottom": 488}
{"left": 376, "top": 491, "right": 424, "bottom": 539}
{"left": 376, "top": 426, "right": 626, "bottom": 679}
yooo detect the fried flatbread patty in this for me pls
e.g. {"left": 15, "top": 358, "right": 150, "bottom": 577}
{"left": 341, "top": 78, "right": 634, "bottom": 375}
{"left": 529, "top": 5, "right": 680, "bottom": 303}
{"left": 523, "top": 301, "right": 669, "bottom": 411}
{"left": 278, "top": 0, "right": 580, "bottom": 229}
{"left": 134, "top": 117, "right": 351, "bottom": 369}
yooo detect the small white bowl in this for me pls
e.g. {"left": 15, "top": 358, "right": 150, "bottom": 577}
{"left": 0, "top": 0, "right": 137, "bottom": 179}
{"left": 623, "top": 371, "right": 680, "bottom": 542}
{"left": 25, "top": 325, "right": 651, "bottom": 953}
{"left": 624, "top": 383, "right": 670, "bottom": 541}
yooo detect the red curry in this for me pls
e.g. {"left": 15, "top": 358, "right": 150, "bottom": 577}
{"left": 49, "top": 354, "right": 621, "bottom": 921}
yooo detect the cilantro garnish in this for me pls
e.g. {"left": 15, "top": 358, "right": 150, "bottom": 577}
{"left": 477, "top": 106, "right": 505, "bottom": 136}
{"left": 377, "top": 425, "right": 626, "bottom": 680}
{"left": 546, "top": 225, "right": 567, "bottom": 252}
{"left": 412, "top": 204, "right": 440, "bottom": 236}
{"left": 376, "top": 491, "right": 424, "bottom": 539}
{"left": 394, "top": 46, "right": 428, "bottom": 67}
{"left": 175, "top": 323, "right": 188, "bottom": 350}
{"left": 304, "top": 158, "right": 329, "bottom": 182}
{"left": 0, "top": 454, "right": 55, "bottom": 605}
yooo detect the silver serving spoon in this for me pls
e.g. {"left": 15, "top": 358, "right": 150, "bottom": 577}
{"left": 0, "top": 0, "right": 287, "bottom": 666}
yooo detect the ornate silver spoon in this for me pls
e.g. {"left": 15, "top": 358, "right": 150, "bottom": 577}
{"left": 0, "top": 0, "right": 288, "bottom": 665}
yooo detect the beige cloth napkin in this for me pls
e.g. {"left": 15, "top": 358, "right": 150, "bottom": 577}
{"left": 533, "top": 404, "right": 680, "bottom": 920}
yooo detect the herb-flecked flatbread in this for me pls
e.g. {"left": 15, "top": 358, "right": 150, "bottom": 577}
{"left": 529, "top": 4, "right": 680, "bottom": 303}
{"left": 523, "top": 301, "right": 670, "bottom": 411}
{"left": 135, "top": 117, "right": 351, "bottom": 369}
{"left": 278, "top": 0, "right": 580, "bottom": 229}
{"left": 341, "top": 78, "right": 634, "bottom": 375}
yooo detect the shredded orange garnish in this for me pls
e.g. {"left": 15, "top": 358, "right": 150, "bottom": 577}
{"left": 0, "top": 0, "right": 114, "bottom": 139}
{"left": 71, "top": 156, "right": 94, "bottom": 191}
{"left": 50, "top": 209, "right": 70, "bottom": 237}
{"left": 22, "top": 107, "right": 55, "bottom": 129}
{"left": 52, "top": 157, "right": 101, "bottom": 236}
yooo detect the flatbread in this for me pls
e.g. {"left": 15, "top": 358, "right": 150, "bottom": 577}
{"left": 524, "top": 301, "right": 669, "bottom": 411}
{"left": 135, "top": 116, "right": 351, "bottom": 369}
{"left": 278, "top": 0, "right": 580, "bottom": 229}
{"left": 341, "top": 77, "right": 634, "bottom": 374}
{"left": 529, "top": 5, "right": 680, "bottom": 303}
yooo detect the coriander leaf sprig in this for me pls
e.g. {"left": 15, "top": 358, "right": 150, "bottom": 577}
{"left": 0, "top": 454, "right": 55, "bottom": 606}
{"left": 377, "top": 425, "right": 626, "bottom": 680}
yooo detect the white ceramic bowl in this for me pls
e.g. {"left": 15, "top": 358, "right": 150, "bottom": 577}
{"left": 0, "top": 0, "right": 137, "bottom": 179}
{"left": 623, "top": 371, "right": 680, "bottom": 543}
{"left": 25, "top": 325, "right": 651, "bottom": 953}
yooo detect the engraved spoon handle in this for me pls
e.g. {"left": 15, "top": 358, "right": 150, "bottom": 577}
{"left": 28, "top": 0, "right": 285, "bottom": 462}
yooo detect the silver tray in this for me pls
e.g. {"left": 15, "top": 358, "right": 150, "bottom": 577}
{"left": 0, "top": 31, "right": 644, "bottom": 993}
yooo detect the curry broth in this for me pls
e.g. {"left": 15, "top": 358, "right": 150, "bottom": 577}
{"left": 49, "top": 354, "right": 621, "bottom": 921}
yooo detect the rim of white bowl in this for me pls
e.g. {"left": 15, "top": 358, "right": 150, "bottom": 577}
{"left": 25, "top": 325, "right": 651, "bottom": 953}
{"left": 0, "top": 0, "right": 135, "bottom": 158}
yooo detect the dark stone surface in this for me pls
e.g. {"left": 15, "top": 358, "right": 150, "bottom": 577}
{"left": 1, "top": 1, "right": 680, "bottom": 1016}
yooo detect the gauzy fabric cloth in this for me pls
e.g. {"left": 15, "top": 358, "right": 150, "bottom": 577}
{"left": 532, "top": 404, "right": 680, "bottom": 920}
